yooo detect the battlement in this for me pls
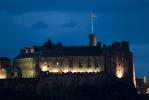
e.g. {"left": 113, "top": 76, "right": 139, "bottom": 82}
{"left": 20, "top": 40, "right": 130, "bottom": 55}
{"left": 111, "top": 41, "right": 129, "bottom": 51}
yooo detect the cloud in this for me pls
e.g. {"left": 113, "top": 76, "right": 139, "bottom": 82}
{"left": 0, "top": 0, "right": 149, "bottom": 15}
{"left": 32, "top": 21, "right": 49, "bottom": 29}
{"left": 93, "top": 12, "right": 149, "bottom": 45}
{"left": 0, "top": 11, "right": 91, "bottom": 57}
{"left": 13, "top": 11, "right": 90, "bottom": 33}
{"left": 63, "top": 21, "right": 78, "bottom": 28}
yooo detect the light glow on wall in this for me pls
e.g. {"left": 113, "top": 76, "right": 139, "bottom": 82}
{"left": 0, "top": 75, "right": 6, "bottom": 79}
{"left": 0, "top": 69, "right": 6, "bottom": 79}
{"left": 41, "top": 62, "right": 48, "bottom": 72}
{"left": 51, "top": 69, "right": 59, "bottom": 73}
{"left": 56, "top": 62, "right": 59, "bottom": 66}
{"left": 42, "top": 67, "right": 101, "bottom": 73}
{"left": 41, "top": 66, "right": 48, "bottom": 72}
{"left": 63, "top": 69, "right": 69, "bottom": 73}
{"left": 116, "top": 65, "right": 124, "bottom": 79}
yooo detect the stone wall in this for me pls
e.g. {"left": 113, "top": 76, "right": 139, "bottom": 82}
{"left": 15, "top": 56, "right": 105, "bottom": 78}
{"left": 15, "top": 58, "right": 37, "bottom": 78}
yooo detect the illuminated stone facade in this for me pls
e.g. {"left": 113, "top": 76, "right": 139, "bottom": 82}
{"left": 0, "top": 57, "right": 10, "bottom": 79}
{"left": 15, "top": 35, "right": 134, "bottom": 82}
{"left": 0, "top": 57, "right": 21, "bottom": 78}
{"left": 0, "top": 69, "right": 6, "bottom": 79}
{"left": 15, "top": 58, "right": 36, "bottom": 78}
{"left": 37, "top": 56, "right": 104, "bottom": 73}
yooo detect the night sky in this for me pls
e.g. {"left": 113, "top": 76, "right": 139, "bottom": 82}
{"left": 0, "top": 0, "right": 149, "bottom": 78}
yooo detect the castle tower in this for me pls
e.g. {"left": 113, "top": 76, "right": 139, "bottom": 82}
{"left": 89, "top": 34, "right": 97, "bottom": 46}
{"left": 89, "top": 13, "right": 97, "bottom": 46}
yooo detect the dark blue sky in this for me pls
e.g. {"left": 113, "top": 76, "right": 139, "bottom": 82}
{"left": 0, "top": 0, "right": 149, "bottom": 78}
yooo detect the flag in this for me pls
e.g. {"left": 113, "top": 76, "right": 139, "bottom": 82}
{"left": 91, "top": 13, "right": 96, "bottom": 19}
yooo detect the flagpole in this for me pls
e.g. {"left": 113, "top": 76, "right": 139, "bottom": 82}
{"left": 91, "top": 13, "right": 96, "bottom": 34}
{"left": 91, "top": 16, "right": 94, "bottom": 34}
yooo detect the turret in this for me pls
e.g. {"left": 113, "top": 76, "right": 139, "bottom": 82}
{"left": 89, "top": 34, "right": 96, "bottom": 46}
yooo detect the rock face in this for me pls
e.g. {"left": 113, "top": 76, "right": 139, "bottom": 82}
{"left": 0, "top": 73, "right": 136, "bottom": 100}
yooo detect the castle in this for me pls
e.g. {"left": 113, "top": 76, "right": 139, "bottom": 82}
{"left": 3, "top": 34, "right": 133, "bottom": 82}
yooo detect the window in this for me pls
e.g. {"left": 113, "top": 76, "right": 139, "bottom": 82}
{"left": 87, "top": 59, "right": 91, "bottom": 67}
{"left": 79, "top": 59, "right": 82, "bottom": 67}
{"left": 60, "top": 59, "right": 63, "bottom": 66}
{"left": 95, "top": 59, "right": 98, "bottom": 67}
{"left": 69, "top": 59, "right": 73, "bottom": 67}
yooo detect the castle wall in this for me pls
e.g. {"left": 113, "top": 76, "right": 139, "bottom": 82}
{"left": 15, "top": 55, "right": 105, "bottom": 78}
{"left": 104, "top": 49, "right": 133, "bottom": 83}
{"left": 39, "top": 56, "right": 104, "bottom": 73}
{"left": 15, "top": 58, "right": 37, "bottom": 78}
{"left": 115, "top": 52, "right": 133, "bottom": 81}
{"left": 15, "top": 51, "right": 133, "bottom": 81}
